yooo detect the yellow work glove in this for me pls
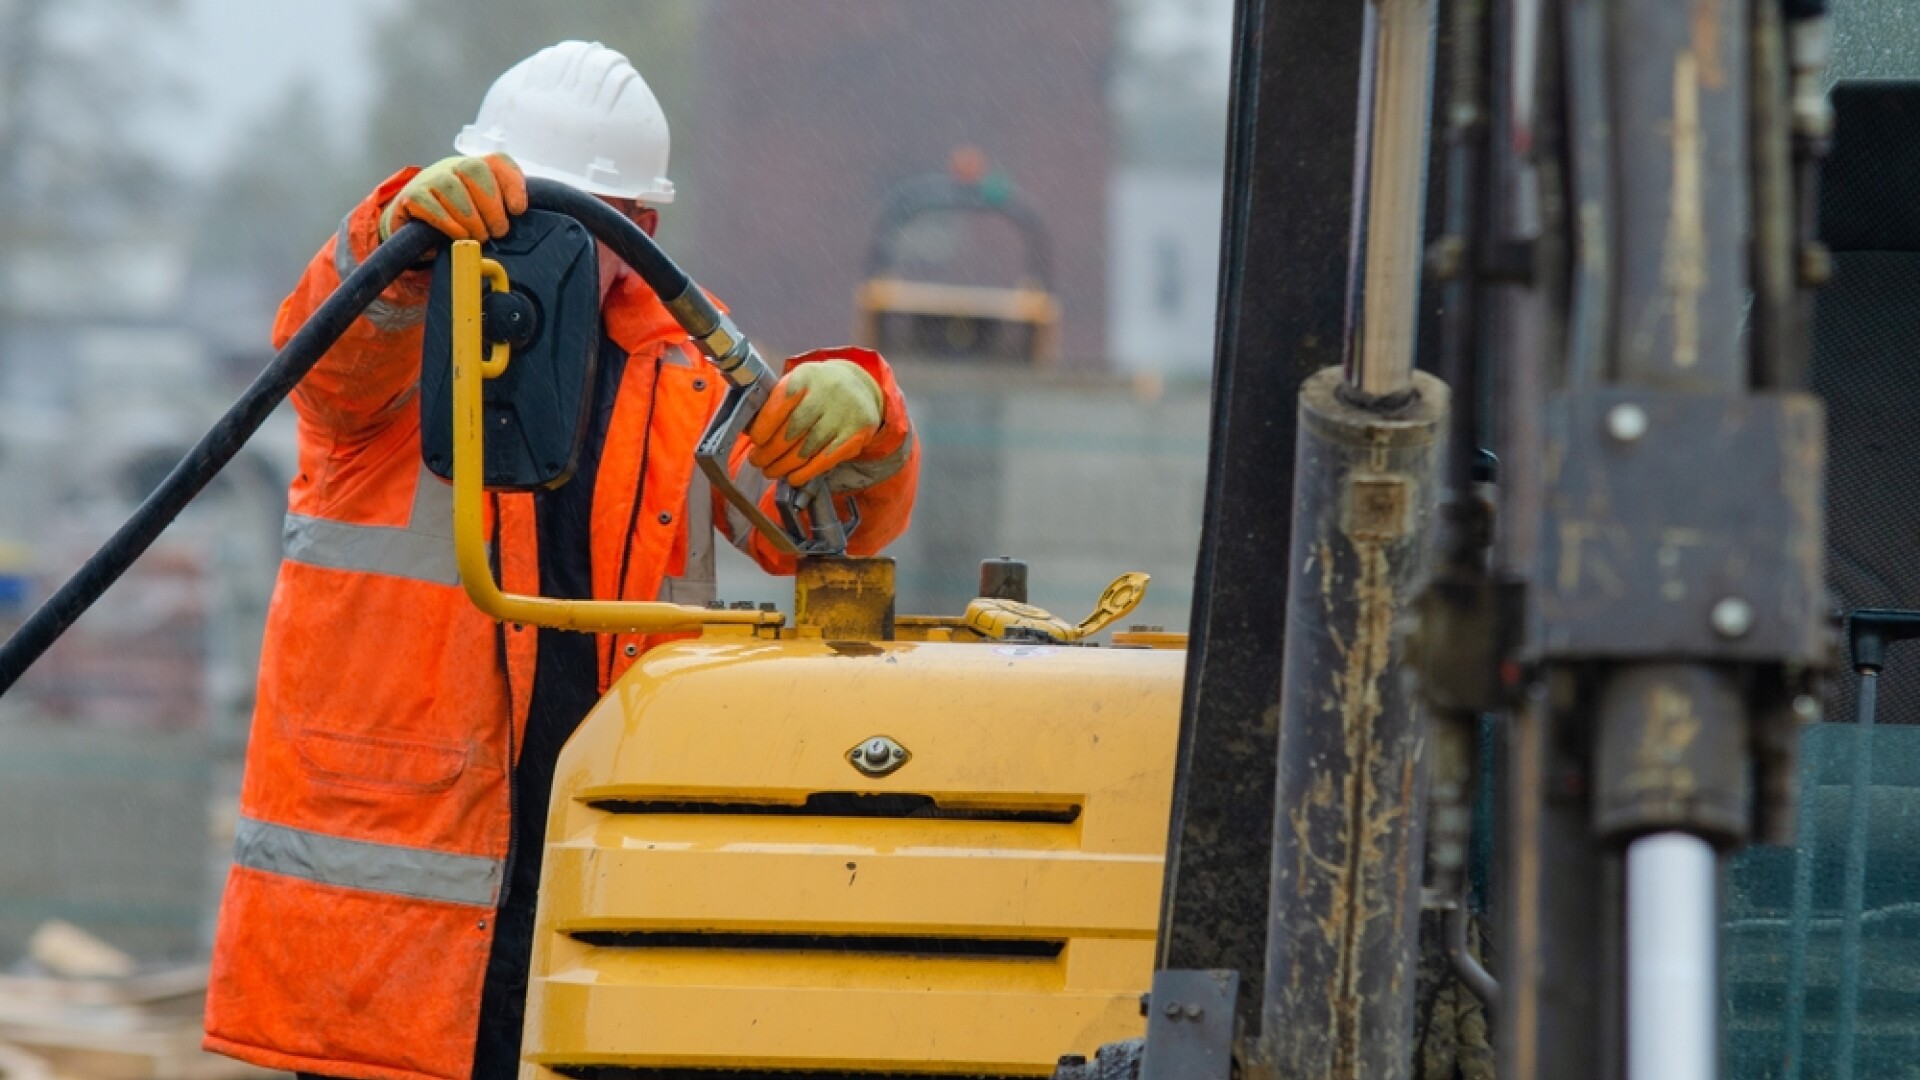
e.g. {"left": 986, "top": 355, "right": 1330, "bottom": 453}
{"left": 377, "top": 154, "right": 528, "bottom": 242}
{"left": 746, "top": 360, "right": 886, "bottom": 487}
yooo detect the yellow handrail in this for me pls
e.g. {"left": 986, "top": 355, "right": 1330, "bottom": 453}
{"left": 449, "top": 240, "right": 781, "bottom": 633}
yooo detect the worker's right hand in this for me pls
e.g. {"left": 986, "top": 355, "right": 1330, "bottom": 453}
{"left": 377, "top": 154, "right": 528, "bottom": 243}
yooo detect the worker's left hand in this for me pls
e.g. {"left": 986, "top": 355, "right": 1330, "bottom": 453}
{"left": 377, "top": 153, "right": 528, "bottom": 243}
{"left": 746, "top": 359, "right": 885, "bottom": 487}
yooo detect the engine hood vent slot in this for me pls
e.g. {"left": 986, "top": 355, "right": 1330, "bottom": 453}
{"left": 570, "top": 930, "right": 1066, "bottom": 960}
{"left": 590, "top": 791, "right": 1081, "bottom": 824}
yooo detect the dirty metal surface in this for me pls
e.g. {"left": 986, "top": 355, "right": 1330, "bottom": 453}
{"left": 1532, "top": 390, "right": 1826, "bottom": 663}
{"left": 1410, "top": 572, "right": 1525, "bottom": 715}
{"left": 1159, "top": 0, "right": 1368, "bottom": 1042}
{"left": 1053, "top": 1037, "right": 1144, "bottom": 1080}
{"left": 1500, "top": 690, "right": 1618, "bottom": 1080}
{"left": 1610, "top": 0, "right": 1750, "bottom": 392}
{"left": 794, "top": 556, "right": 897, "bottom": 640}
{"left": 1593, "top": 662, "right": 1751, "bottom": 841}
{"left": 1263, "top": 369, "right": 1446, "bottom": 1080}
{"left": 1139, "top": 970, "right": 1240, "bottom": 1080}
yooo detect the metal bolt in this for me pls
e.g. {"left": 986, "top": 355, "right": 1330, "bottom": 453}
{"left": 657, "top": 511, "right": 674, "bottom": 525}
{"left": 1793, "top": 694, "right": 1822, "bottom": 723}
{"left": 1183, "top": 1003, "right": 1205, "bottom": 1020}
{"left": 1711, "top": 597, "right": 1755, "bottom": 639}
{"left": 848, "top": 735, "right": 908, "bottom": 776}
{"left": 693, "top": 378, "right": 708, "bottom": 391}
{"left": 1163, "top": 1002, "right": 1183, "bottom": 1019}
{"left": 623, "top": 643, "right": 639, "bottom": 657}
{"left": 1606, "top": 402, "right": 1649, "bottom": 443}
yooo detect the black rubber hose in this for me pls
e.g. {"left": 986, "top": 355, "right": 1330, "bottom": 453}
{"left": 0, "top": 221, "right": 442, "bottom": 696}
{"left": 0, "top": 183, "right": 719, "bottom": 698}
{"left": 523, "top": 180, "right": 703, "bottom": 323}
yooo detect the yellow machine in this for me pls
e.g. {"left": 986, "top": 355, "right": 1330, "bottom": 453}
{"left": 436, "top": 243, "right": 1185, "bottom": 1077}
{"left": 518, "top": 605, "right": 1182, "bottom": 1077}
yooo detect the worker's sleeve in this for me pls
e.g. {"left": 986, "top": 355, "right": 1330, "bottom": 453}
{"left": 717, "top": 347, "right": 920, "bottom": 576}
{"left": 271, "top": 167, "right": 433, "bottom": 440}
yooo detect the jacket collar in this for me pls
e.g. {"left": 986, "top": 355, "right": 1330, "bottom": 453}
{"left": 602, "top": 272, "right": 728, "bottom": 358}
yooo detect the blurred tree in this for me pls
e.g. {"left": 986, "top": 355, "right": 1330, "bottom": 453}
{"left": 363, "top": 0, "right": 704, "bottom": 245}
{"left": 0, "top": 0, "right": 184, "bottom": 236}
{"left": 182, "top": 2, "right": 711, "bottom": 375}
{"left": 193, "top": 80, "right": 372, "bottom": 291}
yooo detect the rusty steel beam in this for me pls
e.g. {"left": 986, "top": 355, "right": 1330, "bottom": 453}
{"left": 1250, "top": 2, "right": 1447, "bottom": 1076}
{"left": 1156, "top": 0, "right": 1369, "bottom": 1048}
{"left": 1608, "top": 0, "right": 1750, "bottom": 392}
{"left": 1497, "top": 0, "right": 1830, "bottom": 1076}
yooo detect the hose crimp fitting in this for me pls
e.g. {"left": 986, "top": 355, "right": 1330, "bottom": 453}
{"left": 702, "top": 317, "right": 766, "bottom": 389}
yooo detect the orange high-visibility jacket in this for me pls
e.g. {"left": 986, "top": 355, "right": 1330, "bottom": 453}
{"left": 203, "top": 168, "right": 918, "bottom": 1080}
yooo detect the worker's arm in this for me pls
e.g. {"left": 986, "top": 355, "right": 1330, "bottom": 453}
{"left": 272, "top": 168, "right": 434, "bottom": 439}
{"left": 274, "top": 156, "right": 525, "bottom": 440}
{"left": 721, "top": 347, "right": 920, "bottom": 574}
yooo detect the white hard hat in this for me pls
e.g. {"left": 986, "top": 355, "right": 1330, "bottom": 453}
{"left": 454, "top": 40, "right": 675, "bottom": 204}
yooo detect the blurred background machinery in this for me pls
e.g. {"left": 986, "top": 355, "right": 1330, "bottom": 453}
{"left": 855, "top": 148, "right": 1061, "bottom": 366}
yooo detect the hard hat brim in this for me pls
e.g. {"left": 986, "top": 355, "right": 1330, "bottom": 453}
{"left": 452, "top": 129, "right": 675, "bottom": 204}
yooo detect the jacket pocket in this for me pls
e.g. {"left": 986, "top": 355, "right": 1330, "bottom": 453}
{"left": 289, "top": 724, "right": 471, "bottom": 794}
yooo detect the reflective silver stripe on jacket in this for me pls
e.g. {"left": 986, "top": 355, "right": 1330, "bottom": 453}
{"left": 660, "top": 471, "right": 719, "bottom": 605}
{"left": 334, "top": 215, "right": 427, "bottom": 332}
{"left": 283, "top": 465, "right": 459, "bottom": 585}
{"left": 234, "top": 816, "right": 501, "bottom": 908}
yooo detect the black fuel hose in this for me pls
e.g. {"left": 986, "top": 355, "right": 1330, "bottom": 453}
{"left": 0, "top": 222, "right": 442, "bottom": 695}
{"left": 0, "top": 181, "right": 733, "bottom": 697}
{"left": 525, "top": 180, "right": 691, "bottom": 302}
{"left": 523, "top": 180, "right": 730, "bottom": 337}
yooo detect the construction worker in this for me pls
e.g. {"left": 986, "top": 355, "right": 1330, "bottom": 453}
{"left": 201, "top": 41, "right": 919, "bottom": 1080}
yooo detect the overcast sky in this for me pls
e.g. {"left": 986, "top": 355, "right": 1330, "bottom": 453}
{"left": 146, "top": 0, "right": 1235, "bottom": 180}
{"left": 151, "top": 0, "right": 399, "bottom": 177}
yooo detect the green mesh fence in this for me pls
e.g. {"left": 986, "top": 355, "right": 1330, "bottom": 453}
{"left": 1725, "top": 723, "right": 1920, "bottom": 1079}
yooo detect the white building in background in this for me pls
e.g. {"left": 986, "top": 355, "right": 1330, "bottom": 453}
{"left": 1105, "top": 0, "right": 1232, "bottom": 380}
{"left": 1106, "top": 167, "right": 1224, "bottom": 379}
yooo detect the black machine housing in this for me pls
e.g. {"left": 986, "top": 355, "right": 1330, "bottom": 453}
{"left": 420, "top": 209, "right": 600, "bottom": 491}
